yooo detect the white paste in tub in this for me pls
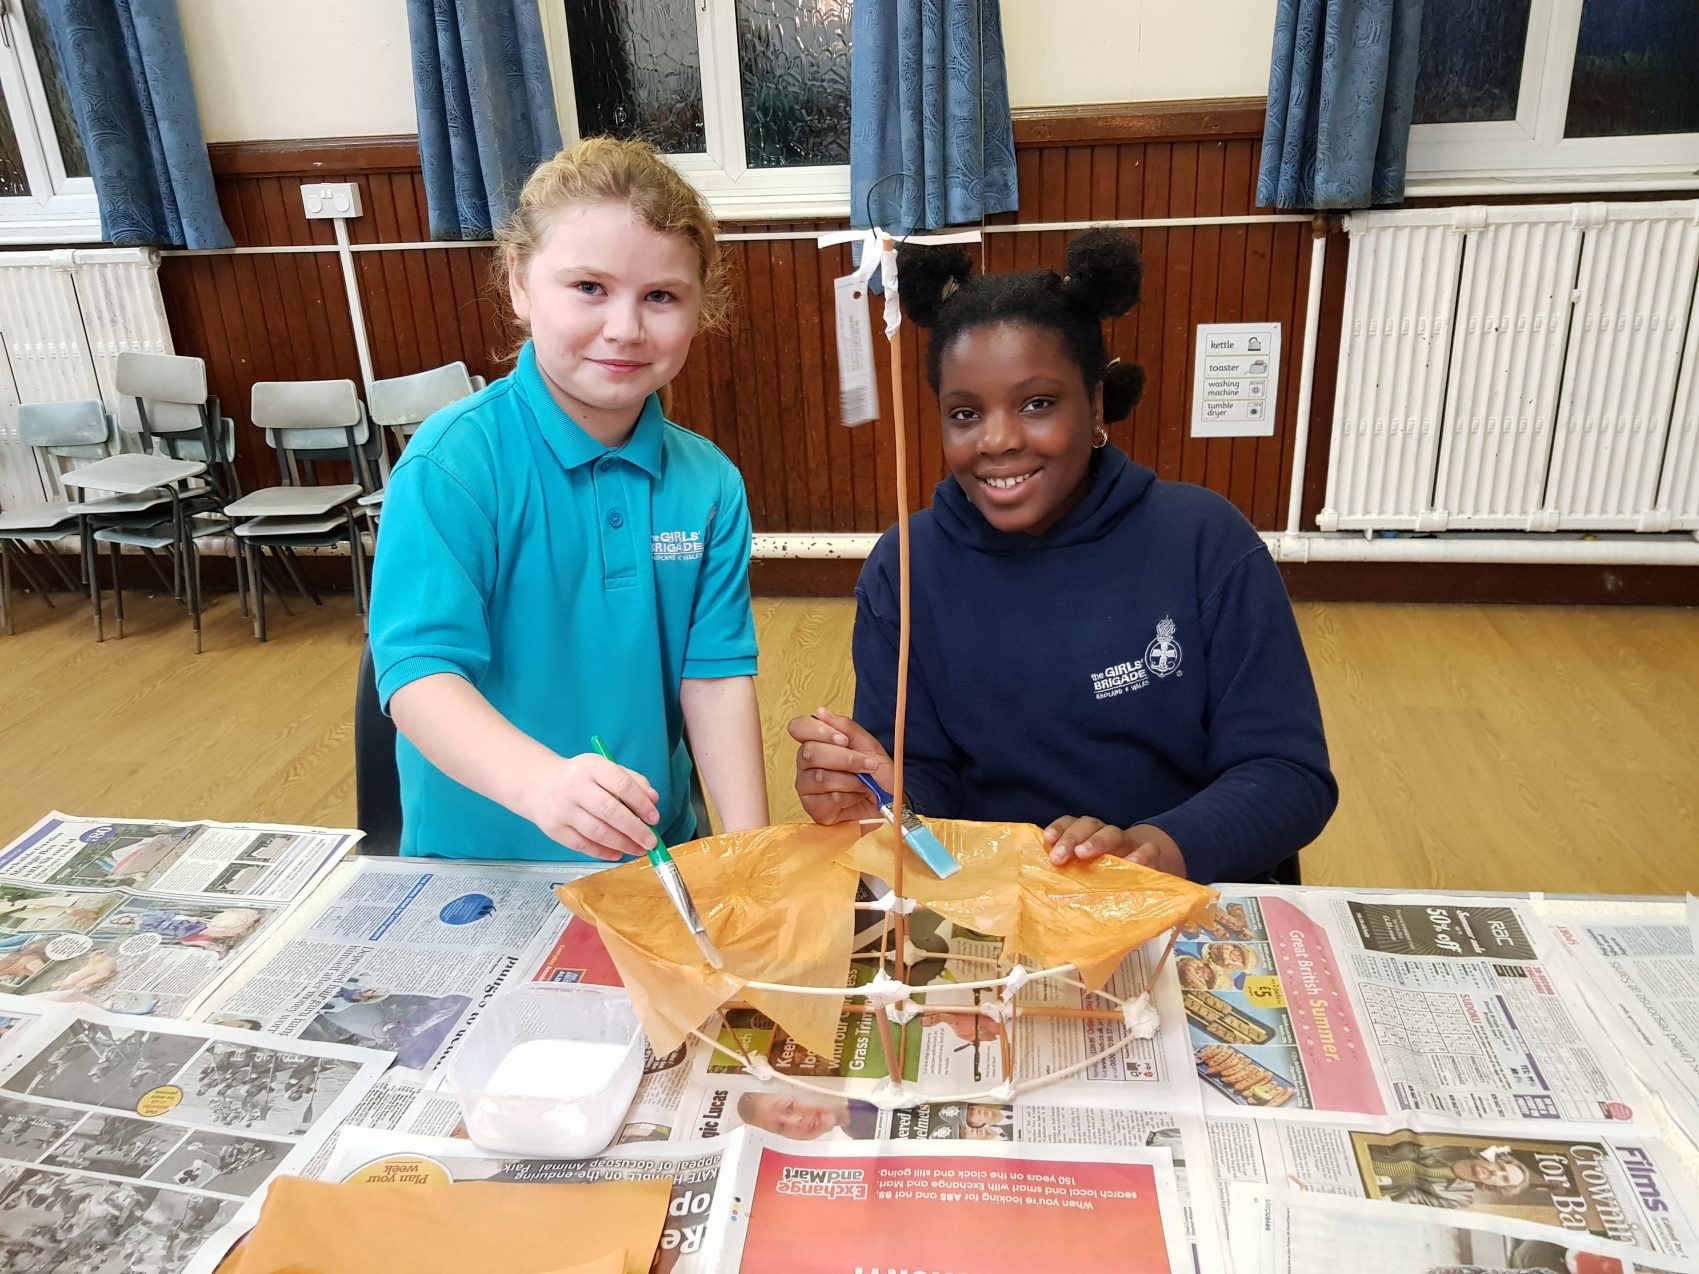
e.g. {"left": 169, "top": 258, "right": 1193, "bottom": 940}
{"left": 484, "top": 1038, "right": 630, "bottom": 1100}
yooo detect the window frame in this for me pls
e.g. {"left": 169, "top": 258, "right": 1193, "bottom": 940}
{"left": 1406, "top": 0, "right": 1699, "bottom": 184}
{"left": 537, "top": 0, "right": 853, "bottom": 222}
{"left": 0, "top": 0, "right": 100, "bottom": 244}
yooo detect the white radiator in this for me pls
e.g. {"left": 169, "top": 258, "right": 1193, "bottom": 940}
{"left": 0, "top": 247, "right": 173, "bottom": 510}
{"left": 1320, "top": 202, "right": 1699, "bottom": 533}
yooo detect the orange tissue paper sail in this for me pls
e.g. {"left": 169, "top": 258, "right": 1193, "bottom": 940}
{"left": 850, "top": 818, "right": 1218, "bottom": 989}
{"left": 555, "top": 822, "right": 863, "bottom": 1057}
{"left": 554, "top": 817, "right": 1216, "bottom": 1060}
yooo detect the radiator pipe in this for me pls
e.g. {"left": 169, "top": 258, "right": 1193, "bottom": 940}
{"left": 1285, "top": 219, "right": 1330, "bottom": 535}
{"left": 41, "top": 529, "right": 1699, "bottom": 569}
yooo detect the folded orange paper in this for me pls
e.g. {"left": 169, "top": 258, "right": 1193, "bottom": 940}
{"left": 224, "top": 1175, "right": 671, "bottom": 1274}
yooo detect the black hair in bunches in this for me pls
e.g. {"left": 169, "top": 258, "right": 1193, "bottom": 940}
{"left": 896, "top": 227, "right": 1147, "bottom": 422}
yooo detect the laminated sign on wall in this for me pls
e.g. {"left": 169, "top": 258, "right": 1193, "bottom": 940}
{"left": 1192, "top": 322, "right": 1279, "bottom": 438}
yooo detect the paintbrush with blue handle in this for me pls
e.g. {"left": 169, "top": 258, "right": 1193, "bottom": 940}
{"left": 855, "top": 771, "right": 962, "bottom": 879}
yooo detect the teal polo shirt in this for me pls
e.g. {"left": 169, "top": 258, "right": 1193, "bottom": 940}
{"left": 369, "top": 342, "right": 758, "bottom": 861}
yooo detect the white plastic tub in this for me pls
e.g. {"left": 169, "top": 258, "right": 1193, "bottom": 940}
{"left": 447, "top": 982, "right": 645, "bottom": 1157}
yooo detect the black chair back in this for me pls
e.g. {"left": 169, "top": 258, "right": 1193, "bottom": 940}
{"left": 354, "top": 643, "right": 402, "bottom": 855}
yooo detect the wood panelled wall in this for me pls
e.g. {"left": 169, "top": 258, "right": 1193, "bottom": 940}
{"left": 167, "top": 102, "right": 1317, "bottom": 533}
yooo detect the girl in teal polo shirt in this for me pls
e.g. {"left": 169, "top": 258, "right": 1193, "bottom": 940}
{"left": 370, "top": 138, "right": 769, "bottom": 862}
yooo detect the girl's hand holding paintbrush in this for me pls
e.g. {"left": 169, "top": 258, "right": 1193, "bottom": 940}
{"left": 790, "top": 708, "right": 1188, "bottom": 877}
{"left": 787, "top": 708, "right": 893, "bottom": 825}
{"left": 514, "top": 752, "right": 661, "bottom": 861}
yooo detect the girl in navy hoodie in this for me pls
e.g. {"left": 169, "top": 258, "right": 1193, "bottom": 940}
{"left": 788, "top": 230, "right": 1336, "bottom": 885}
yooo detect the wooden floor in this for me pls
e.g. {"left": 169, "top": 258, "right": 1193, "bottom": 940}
{"left": 2, "top": 586, "right": 1695, "bottom": 896}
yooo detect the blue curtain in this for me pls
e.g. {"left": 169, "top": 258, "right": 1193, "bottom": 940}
{"left": 850, "top": 0, "right": 1019, "bottom": 233}
{"left": 1258, "top": 0, "right": 1426, "bottom": 210}
{"left": 406, "top": 0, "right": 563, "bottom": 241}
{"left": 43, "top": 1, "right": 232, "bottom": 249}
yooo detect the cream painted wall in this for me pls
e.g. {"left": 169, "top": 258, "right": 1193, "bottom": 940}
{"left": 177, "top": 0, "right": 1273, "bottom": 144}
{"left": 1002, "top": 0, "right": 1276, "bottom": 107}
{"left": 179, "top": 0, "right": 417, "bottom": 143}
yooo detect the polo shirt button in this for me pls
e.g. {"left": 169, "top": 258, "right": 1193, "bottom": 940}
{"left": 598, "top": 457, "right": 614, "bottom": 472}
{"left": 606, "top": 509, "right": 624, "bottom": 529}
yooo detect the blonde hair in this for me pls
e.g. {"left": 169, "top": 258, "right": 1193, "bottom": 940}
{"left": 496, "top": 136, "right": 731, "bottom": 337}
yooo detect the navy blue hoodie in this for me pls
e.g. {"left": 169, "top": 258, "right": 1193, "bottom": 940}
{"left": 852, "top": 445, "right": 1337, "bottom": 885}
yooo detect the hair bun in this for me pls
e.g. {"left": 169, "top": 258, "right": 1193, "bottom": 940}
{"left": 896, "top": 242, "right": 975, "bottom": 327}
{"left": 1063, "top": 229, "right": 1143, "bottom": 319}
{"left": 1102, "top": 359, "right": 1145, "bottom": 423}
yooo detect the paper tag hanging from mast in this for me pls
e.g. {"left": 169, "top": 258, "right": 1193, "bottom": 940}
{"left": 817, "top": 226, "right": 983, "bottom": 428}
{"left": 833, "top": 275, "right": 878, "bottom": 427}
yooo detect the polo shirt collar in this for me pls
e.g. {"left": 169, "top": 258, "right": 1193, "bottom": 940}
{"left": 515, "top": 341, "right": 666, "bottom": 478}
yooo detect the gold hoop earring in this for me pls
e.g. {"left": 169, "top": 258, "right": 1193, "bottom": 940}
{"left": 1092, "top": 425, "right": 1109, "bottom": 449}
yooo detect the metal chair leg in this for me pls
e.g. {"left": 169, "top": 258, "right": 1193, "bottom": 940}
{"left": 108, "top": 541, "right": 125, "bottom": 639}
{"left": 83, "top": 519, "right": 103, "bottom": 643}
{"left": 37, "top": 542, "right": 77, "bottom": 592}
{"left": 233, "top": 530, "right": 250, "bottom": 619}
{"left": 282, "top": 547, "right": 321, "bottom": 607}
{"left": 1, "top": 543, "right": 12, "bottom": 636}
{"left": 187, "top": 530, "right": 203, "bottom": 656}
{"left": 347, "top": 511, "right": 369, "bottom": 625}
{"left": 250, "top": 542, "right": 268, "bottom": 642}
{"left": 11, "top": 544, "right": 52, "bottom": 602}
{"left": 140, "top": 547, "right": 174, "bottom": 593}
{"left": 250, "top": 546, "right": 294, "bottom": 618}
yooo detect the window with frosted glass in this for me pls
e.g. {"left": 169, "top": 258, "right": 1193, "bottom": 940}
{"left": 734, "top": 0, "right": 852, "bottom": 168}
{"left": 1412, "top": 0, "right": 1531, "bottom": 125}
{"left": 1565, "top": 0, "right": 1699, "bottom": 138}
{"left": 0, "top": 86, "right": 29, "bottom": 197}
{"left": 566, "top": 0, "right": 707, "bottom": 154}
{"left": 19, "top": 0, "right": 87, "bottom": 178}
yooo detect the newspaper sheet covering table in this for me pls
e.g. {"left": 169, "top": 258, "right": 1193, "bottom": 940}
{"left": 1188, "top": 888, "right": 1646, "bottom": 1123}
{"left": 326, "top": 1129, "right": 728, "bottom": 1274}
{"left": 0, "top": 812, "right": 355, "bottom": 1018}
{"left": 0, "top": 995, "right": 389, "bottom": 1274}
{"left": 1227, "top": 1183, "right": 1696, "bottom": 1274}
{"left": 189, "top": 862, "right": 1699, "bottom": 1274}
{"left": 703, "top": 1131, "right": 1192, "bottom": 1274}
{"left": 198, "top": 857, "right": 584, "bottom": 1079}
{"left": 1206, "top": 1113, "right": 1699, "bottom": 1259}
{"left": 1544, "top": 899, "right": 1699, "bottom": 1139}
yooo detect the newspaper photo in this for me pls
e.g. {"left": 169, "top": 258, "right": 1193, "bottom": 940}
{"left": 1227, "top": 1183, "right": 1695, "bottom": 1274}
{"left": 0, "top": 812, "right": 353, "bottom": 903}
{"left": 0, "top": 885, "right": 283, "bottom": 1018}
{"left": 1193, "top": 889, "right": 1645, "bottom": 1122}
{"left": 200, "top": 858, "right": 582, "bottom": 1077}
{"left": 0, "top": 1000, "right": 389, "bottom": 1274}
{"left": 703, "top": 1131, "right": 1193, "bottom": 1274}
{"left": 0, "top": 812, "right": 356, "bottom": 1019}
{"left": 1207, "top": 1115, "right": 1699, "bottom": 1259}
{"left": 1545, "top": 902, "right": 1699, "bottom": 1135}
{"left": 326, "top": 1129, "right": 726, "bottom": 1274}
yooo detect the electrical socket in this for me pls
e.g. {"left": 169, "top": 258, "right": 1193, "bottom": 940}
{"left": 301, "top": 182, "right": 363, "bottom": 220}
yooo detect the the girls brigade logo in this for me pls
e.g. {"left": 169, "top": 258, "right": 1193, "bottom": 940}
{"left": 1145, "top": 615, "right": 1182, "bottom": 677}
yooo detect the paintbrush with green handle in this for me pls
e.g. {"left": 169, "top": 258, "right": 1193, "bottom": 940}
{"left": 590, "top": 735, "right": 723, "bottom": 969}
